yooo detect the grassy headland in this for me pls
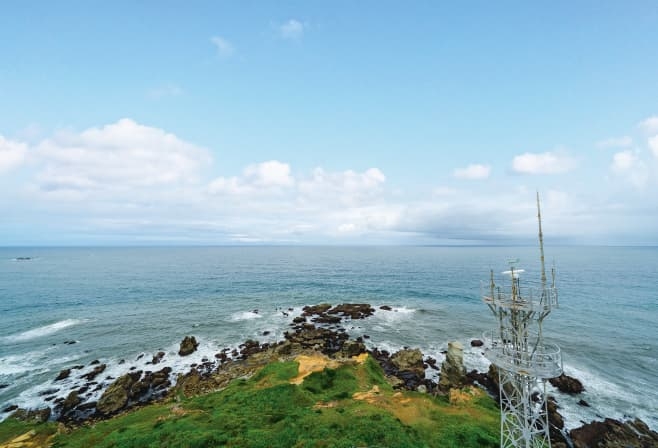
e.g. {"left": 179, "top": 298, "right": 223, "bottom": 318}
{"left": 1, "top": 353, "right": 499, "bottom": 448}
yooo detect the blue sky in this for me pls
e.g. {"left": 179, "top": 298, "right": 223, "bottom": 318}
{"left": 1, "top": 1, "right": 657, "bottom": 245}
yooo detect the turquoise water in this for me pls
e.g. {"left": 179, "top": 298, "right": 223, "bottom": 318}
{"left": 0, "top": 246, "right": 656, "bottom": 429}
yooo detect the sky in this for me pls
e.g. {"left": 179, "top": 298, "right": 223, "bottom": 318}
{"left": 1, "top": 1, "right": 658, "bottom": 246}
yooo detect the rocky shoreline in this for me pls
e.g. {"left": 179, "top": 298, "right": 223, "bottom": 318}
{"left": 3, "top": 303, "right": 657, "bottom": 448}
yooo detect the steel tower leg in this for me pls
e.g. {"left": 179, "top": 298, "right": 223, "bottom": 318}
{"left": 498, "top": 370, "right": 551, "bottom": 448}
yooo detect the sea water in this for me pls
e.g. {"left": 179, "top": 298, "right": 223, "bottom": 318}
{"left": 0, "top": 246, "right": 656, "bottom": 430}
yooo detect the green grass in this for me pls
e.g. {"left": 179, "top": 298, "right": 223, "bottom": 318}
{"left": 1, "top": 355, "right": 500, "bottom": 448}
{"left": 0, "top": 417, "right": 57, "bottom": 443}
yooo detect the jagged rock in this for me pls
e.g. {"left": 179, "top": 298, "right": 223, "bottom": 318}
{"left": 312, "top": 314, "right": 342, "bottom": 324}
{"left": 0, "top": 383, "right": 8, "bottom": 389}
{"left": 327, "top": 303, "right": 375, "bottom": 320}
{"left": 379, "top": 305, "right": 392, "bottom": 311}
{"left": 340, "top": 340, "right": 366, "bottom": 358}
{"left": 178, "top": 336, "right": 199, "bottom": 356}
{"left": 387, "top": 348, "right": 427, "bottom": 390}
{"left": 284, "top": 324, "right": 348, "bottom": 355}
{"left": 97, "top": 374, "right": 137, "bottom": 414}
{"left": 391, "top": 348, "right": 425, "bottom": 376}
{"left": 2, "top": 404, "right": 18, "bottom": 413}
{"left": 570, "top": 418, "right": 658, "bottom": 448}
{"left": 10, "top": 407, "right": 51, "bottom": 423}
{"left": 470, "top": 339, "right": 484, "bottom": 347}
{"left": 55, "top": 368, "right": 71, "bottom": 381}
{"left": 61, "top": 391, "right": 81, "bottom": 414}
{"left": 38, "top": 388, "right": 59, "bottom": 396}
{"left": 151, "top": 351, "right": 165, "bottom": 364}
{"left": 239, "top": 339, "right": 262, "bottom": 358}
{"left": 439, "top": 341, "right": 466, "bottom": 389}
{"left": 466, "top": 368, "right": 498, "bottom": 397}
{"left": 549, "top": 373, "right": 584, "bottom": 394}
{"left": 301, "top": 303, "right": 332, "bottom": 316}
{"left": 81, "top": 364, "right": 106, "bottom": 381}
{"left": 292, "top": 316, "right": 306, "bottom": 324}
{"left": 577, "top": 399, "right": 590, "bottom": 407}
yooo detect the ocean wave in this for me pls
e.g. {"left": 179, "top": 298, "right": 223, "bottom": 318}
{"left": 230, "top": 311, "right": 262, "bottom": 321}
{"left": 374, "top": 306, "right": 416, "bottom": 322}
{"left": 2, "top": 319, "right": 83, "bottom": 343}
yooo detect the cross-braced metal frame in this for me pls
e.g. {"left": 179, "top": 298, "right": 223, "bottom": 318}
{"left": 483, "top": 194, "right": 563, "bottom": 448}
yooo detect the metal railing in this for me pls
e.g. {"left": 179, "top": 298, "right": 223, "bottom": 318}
{"left": 481, "top": 283, "right": 558, "bottom": 312}
{"left": 482, "top": 331, "right": 562, "bottom": 379}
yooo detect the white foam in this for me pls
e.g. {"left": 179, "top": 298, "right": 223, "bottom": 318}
{"left": 2, "top": 319, "right": 83, "bottom": 343}
{"left": 0, "top": 349, "right": 53, "bottom": 376}
{"left": 230, "top": 311, "right": 262, "bottom": 321}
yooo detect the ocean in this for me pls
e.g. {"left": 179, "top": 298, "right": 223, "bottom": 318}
{"left": 0, "top": 246, "right": 656, "bottom": 431}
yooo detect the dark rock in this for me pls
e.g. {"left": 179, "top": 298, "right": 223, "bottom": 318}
{"left": 340, "top": 340, "right": 366, "bottom": 358}
{"left": 292, "top": 316, "right": 306, "bottom": 324}
{"left": 379, "top": 305, "right": 393, "bottom": 311}
{"left": 301, "top": 303, "right": 332, "bottom": 316}
{"left": 77, "top": 401, "right": 97, "bottom": 411}
{"left": 312, "top": 314, "right": 342, "bottom": 324}
{"left": 570, "top": 418, "right": 658, "bottom": 448}
{"left": 262, "top": 331, "right": 271, "bottom": 336}
{"left": 577, "top": 399, "right": 590, "bottom": 407}
{"left": 425, "top": 357, "right": 439, "bottom": 370}
{"left": 178, "top": 336, "right": 199, "bottom": 356}
{"left": 2, "top": 404, "right": 18, "bottom": 413}
{"left": 97, "top": 374, "right": 136, "bottom": 414}
{"left": 327, "top": 303, "right": 375, "bottom": 320}
{"left": 470, "top": 339, "right": 484, "bottom": 347}
{"left": 55, "top": 368, "right": 71, "bottom": 381}
{"left": 151, "top": 351, "right": 165, "bottom": 364}
{"left": 71, "top": 365, "right": 84, "bottom": 370}
{"left": 118, "top": 359, "right": 125, "bottom": 365}
{"left": 90, "top": 359, "right": 100, "bottom": 365}
{"left": 239, "top": 339, "right": 263, "bottom": 358}
{"left": 0, "top": 383, "right": 8, "bottom": 389}
{"left": 284, "top": 324, "right": 348, "bottom": 355}
{"left": 38, "top": 388, "right": 59, "bottom": 396}
{"left": 81, "top": 364, "right": 106, "bottom": 381}
{"left": 61, "top": 391, "right": 81, "bottom": 414}
{"left": 10, "top": 407, "right": 51, "bottom": 423}
{"left": 63, "top": 340, "right": 77, "bottom": 345}
{"left": 136, "top": 353, "right": 145, "bottom": 361}
{"left": 549, "top": 373, "right": 584, "bottom": 394}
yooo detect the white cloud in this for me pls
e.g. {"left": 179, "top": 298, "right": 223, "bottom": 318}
{"left": 210, "top": 36, "right": 234, "bottom": 57}
{"left": 611, "top": 150, "right": 648, "bottom": 188}
{"left": 0, "top": 135, "right": 27, "bottom": 173}
{"left": 208, "top": 160, "right": 293, "bottom": 195}
{"left": 298, "top": 167, "right": 385, "bottom": 206}
{"left": 638, "top": 116, "right": 658, "bottom": 134}
{"left": 511, "top": 151, "right": 577, "bottom": 174}
{"left": 648, "top": 135, "right": 658, "bottom": 158}
{"left": 279, "top": 19, "right": 305, "bottom": 40}
{"left": 453, "top": 163, "right": 491, "bottom": 180}
{"left": 244, "top": 160, "right": 294, "bottom": 187}
{"left": 35, "top": 118, "right": 211, "bottom": 193}
{"left": 596, "top": 136, "right": 632, "bottom": 149}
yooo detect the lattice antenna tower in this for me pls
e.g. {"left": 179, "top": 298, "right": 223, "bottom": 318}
{"left": 482, "top": 193, "right": 563, "bottom": 448}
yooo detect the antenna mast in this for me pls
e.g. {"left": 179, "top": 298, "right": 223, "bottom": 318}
{"left": 482, "top": 194, "right": 562, "bottom": 448}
